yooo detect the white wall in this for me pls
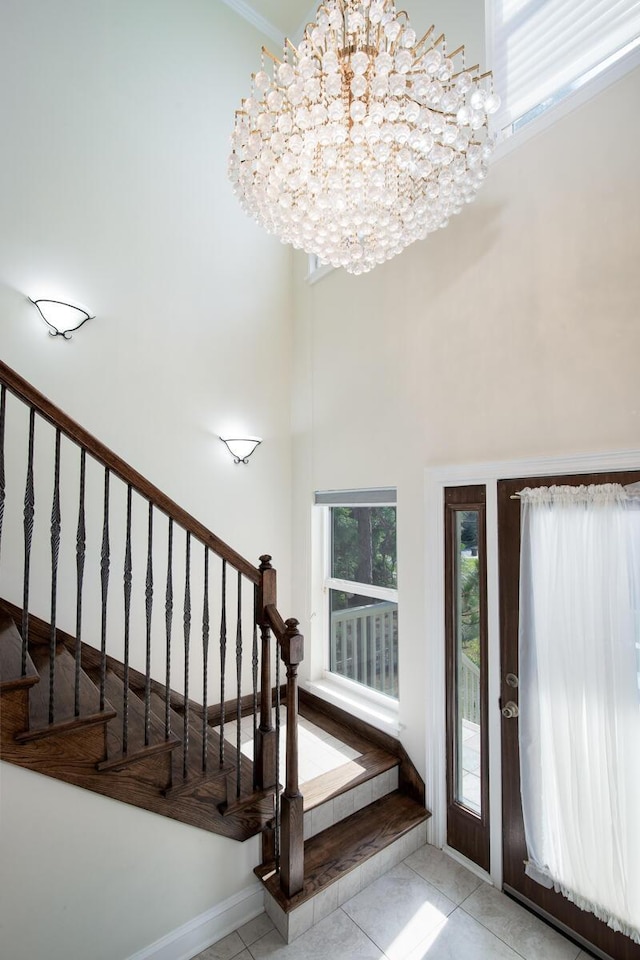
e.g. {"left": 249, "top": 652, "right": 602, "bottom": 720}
{"left": 0, "top": 0, "right": 293, "bottom": 579}
{"left": 0, "top": 763, "right": 260, "bottom": 960}
{"left": 0, "top": 1, "right": 292, "bottom": 957}
{"left": 291, "top": 63, "right": 640, "bottom": 778}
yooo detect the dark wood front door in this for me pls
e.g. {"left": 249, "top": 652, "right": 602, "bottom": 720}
{"left": 498, "top": 471, "right": 640, "bottom": 960}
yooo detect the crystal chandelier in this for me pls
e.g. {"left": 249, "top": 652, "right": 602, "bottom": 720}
{"left": 228, "top": 1, "right": 500, "bottom": 275}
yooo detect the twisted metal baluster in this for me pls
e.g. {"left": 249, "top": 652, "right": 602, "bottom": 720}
{"left": 0, "top": 385, "right": 6, "bottom": 567}
{"left": 201, "top": 547, "right": 210, "bottom": 773}
{"left": 182, "top": 532, "right": 191, "bottom": 779}
{"left": 252, "top": 586, "right": 259, "bottom": 789}
{"left": 275, "top": 647, "right": 281, "bottom": 872}
{"left": 48, "top": 428, "right": 61, "bottom": 725}
{"left": 219, "top": 559, "right": 227, "bottom": 767}
{"left": 74, "top": 450, "right": 86, "bottom": 716}
{"left": 144, "top": 502, "right": 154, "bottom": 746}
{"left": 99, "top": 468, "right": 110, "bottom": 711}
{"left": 235, "top": 572, "right": 243, "bottom": 799}
{"left": 123, "top": 485, "right": 133, "bottom": 753}
{"left": 164, "top": 518, "right": 173, "bottom": 740}
{"left": 21, "top": 409, "right": 35, "bottom": 677}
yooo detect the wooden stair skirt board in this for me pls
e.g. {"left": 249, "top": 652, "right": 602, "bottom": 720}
{"left": 258, "top": 791, "right": 431, "bottom": 944}
{"left": 0, "top": 611, "right": 274, "bottom": 842}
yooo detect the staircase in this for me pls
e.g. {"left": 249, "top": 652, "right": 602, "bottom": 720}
{"left": 0, "top": 602, "right": 274, "bottom": 841}
{"left": 0, "top": 358, "right": 429, "bottom": 947}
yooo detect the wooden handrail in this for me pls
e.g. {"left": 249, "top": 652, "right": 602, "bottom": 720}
{"left": 0, "top": 360, "right": 259, "bottom": 584}
{"left": 264, "top": 603, "right": 286, "bottom": 641}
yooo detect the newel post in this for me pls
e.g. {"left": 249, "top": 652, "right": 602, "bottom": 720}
{"left": 255, "top": 555, "right": 277, "bottom": 790}
{"left": 280, "top": 617, "right": 304, "bottom": 898}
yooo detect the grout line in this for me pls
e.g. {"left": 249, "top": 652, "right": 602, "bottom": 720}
{"left": 338, "top": 904, "right": 393, "bottom": 960}
{"left": 457, "top": 900, "right": 530, "bottom": 960}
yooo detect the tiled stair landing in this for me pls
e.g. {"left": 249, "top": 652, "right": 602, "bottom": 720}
{"left": 250, "top": 697, "right": 430, "bottom": 943}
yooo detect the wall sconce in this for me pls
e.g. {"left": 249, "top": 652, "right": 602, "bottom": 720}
{"left": 220, "top": 436, "right": 262, "bottom": 464}
{"left": 30, "top": 298, "right": 94, "bottom": 339}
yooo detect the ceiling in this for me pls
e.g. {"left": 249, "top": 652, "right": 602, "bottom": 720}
{"left": 225, "top": 0, "right": 318, "bottom": 42}
{"left": 225, "top": 1, "right": 446, "bottom": 52}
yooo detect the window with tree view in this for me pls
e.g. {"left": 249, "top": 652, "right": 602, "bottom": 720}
{"left": 327, "top": 504, "right": 398, "bottom": 699}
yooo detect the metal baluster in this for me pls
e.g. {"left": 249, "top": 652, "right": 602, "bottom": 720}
{"left": 21, "top": 409, "right": 35, "bottom": 677}
{"left": 0, "top": 385, "right": 6, "bottom": 566}
{"left": 74, "top": 450, "right": 86, "bottom": 716}
{"left": 274, "top": 646, "right": 281, "bottom": 872}
{"left": 235, "top": 571, "right": 243, "bottom": 799}
{"left": 48, "top": 428, "right": 61, "bottom": 725}
{"left": 165, "top": 518, "right": 173, "bottom": 740}
{"left": 201, "top": 547, "right": 210, "bottom": 773}
{"left": 182, "top": 532, "right": 191, "bottom": 779}
{"left": 252, "top": 586, "right": 259, "bottom": 789}
{"left": 144, "top": 502, "right": 153, "bottom": 746}
{"left": 99, "top": 468, "right": 110, "bottom": 711}
{"left": 123, "top": 485, "right": 132, "bottom": 753}
{"left": 219, "top": 559, "right": 227, "bottom": 767}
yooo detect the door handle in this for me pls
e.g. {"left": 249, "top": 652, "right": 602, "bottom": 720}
{"left": 501, "top": 700, "right": 519, "bottom": 719}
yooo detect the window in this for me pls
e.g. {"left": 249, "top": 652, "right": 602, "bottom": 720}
{"left": 489, "top": 0, "right": 640, "bottom": 141}
{"left": 307, "top": 253, "right": 334, "bottom": 284}
{"left": 316, "top": 489, "right": 398, "bottom": 700}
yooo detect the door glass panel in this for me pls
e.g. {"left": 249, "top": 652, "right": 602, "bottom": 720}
{"left": 455, "top": 510, "right": 482, "bottom": 814}
{"left": 445, "top": 487, "right": 488, "bottom": 870}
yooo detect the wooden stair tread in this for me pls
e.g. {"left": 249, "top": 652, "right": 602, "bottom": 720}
{"left": 14, "top": 710, "right": 117, "bottom": 743}
{"left": 0, "top": 613, "right": 39, "bottom": 691}
{"left": 97, "top": 737, "right": 180, "bottom": 772}
{"left": 302, "top": 747, "right": 399, "bottom": 812}
{"left": 162, "top": 705, "right": 265, "bottom": 813}
{"left": 96, "top": 670, "right": 173, "bottom": 763}
{"left": 298, "top": 698, "right": 386, "bottom": 758}
{"left": 299, "top": 688, "right": 426, "bottom": 807}
{"left": 143, "top": 690, "right": 232, "bottom": 799}
{"left": 147, "top": 689, "right": 204, "bottom": 753}
{"left": 27, "top": 644, "right": 114, "bottom": 731}
{"left": 258, "top": 791, "right": 430, "bottom": 912}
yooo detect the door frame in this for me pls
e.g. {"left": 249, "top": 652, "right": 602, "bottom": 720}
{"left": 424, "top": 448, "right": 640, "bottom": 889}
{"left": 444, "top": 485, "right": 490, "bottom": 871}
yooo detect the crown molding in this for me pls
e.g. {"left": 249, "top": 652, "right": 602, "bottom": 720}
{"left": 293, "top": 2, "right": 318, "bottom": 41}
{"left": 218, "top": 0, "right": 283, "bottom": 45}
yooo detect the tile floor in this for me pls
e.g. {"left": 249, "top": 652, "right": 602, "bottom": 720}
{"left": 194, "top": 844, "right": 593, "bottom": 960}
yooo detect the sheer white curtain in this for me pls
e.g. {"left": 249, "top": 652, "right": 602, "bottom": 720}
{"left": 519, "top": 484, "right": 640, "bottom": 943}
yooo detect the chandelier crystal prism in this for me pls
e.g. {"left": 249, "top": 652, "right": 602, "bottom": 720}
{"left": 228, "top": 0, "right": 500, "bottom": 275}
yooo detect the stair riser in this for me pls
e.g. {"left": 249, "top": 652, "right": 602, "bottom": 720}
{"left": 264, "top": 820, "right": 428, "bottom": 944}
{"left": 0, "top": 721, "right": 108, "bottom": 768}
{"left": 0, "top": 687, "right": 31, "bottom": 738}
{"left": 303, "top": 766, "right": 399, "bottom": 841}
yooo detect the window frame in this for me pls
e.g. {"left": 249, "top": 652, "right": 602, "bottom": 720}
{"left": 485, "top": 0, "right": 640, "bottom": 155}
{"left": 317, "top": 490, "right": 399, "bottom": 710}
{"left": 307, "top": 253, "right": 334, "bottom": 285}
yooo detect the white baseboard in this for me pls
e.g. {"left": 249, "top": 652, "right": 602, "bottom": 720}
{"left": 127, "top": 883, "right": 264, "bottom": 960}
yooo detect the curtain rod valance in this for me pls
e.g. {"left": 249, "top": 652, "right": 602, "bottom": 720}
{"left": 315, "top": 488, "right": 396, "bottom": 506}
{"left": 511, "top": 482, "right": 640, "bottom": 502}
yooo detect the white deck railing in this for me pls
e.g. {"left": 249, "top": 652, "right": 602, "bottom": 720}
{"left": 460, "top": 651, "right": 480, "bottom": 725}
{"left": 330, "top": 600, "right": 398, "bottom": 698}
